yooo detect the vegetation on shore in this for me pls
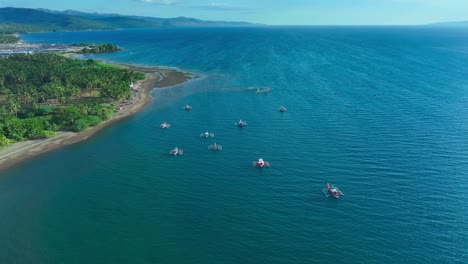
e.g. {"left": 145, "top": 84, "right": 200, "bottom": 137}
{"left": 0, "top": 23, "right": 56, "bottom": 35}
{"left": 0, "top": 34, "right": 19, "bottom": 44}
{"left": 0, "top": 53, "right": 145, "bottom": 147}
{"left": 76, "top": 43, "right": 120, "bottom": 53}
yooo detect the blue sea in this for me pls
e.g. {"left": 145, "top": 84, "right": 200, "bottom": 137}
{"left": 1, "top": 26, "right": 468, "bottom": 263}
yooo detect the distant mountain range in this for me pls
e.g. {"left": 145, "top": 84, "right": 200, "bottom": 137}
{"left": 0, "top": 7, "right": 259, "bottom": 33}
{"left": 427, "top": 21, "right": 468, "bottom": 27}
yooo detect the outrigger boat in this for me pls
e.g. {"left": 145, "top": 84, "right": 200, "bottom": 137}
{"left": 184, "top": 104, "right": 192, "bottom": 111}
{"left": 322, "top": 183, "right": 343, "bottom": 199}
{"left": 252, "top": 158, "right": 270, "bottom": 168}
{"left": 208, "top": 143, "right": 222, "bottom": 151}
{"left": 169, "top": 147, "right": 183, "bottom": 156}
{"left": 256, "top": 87, "right": 271, "bottom": 94}
{"left": 279, "top": 106, "right": 287, "bottom": 112}
{"left": 235, "top": 119, "right": 248, "bottom": 127}
{"left": 160, "top": 122, "right": 171, "bottom": 129}
{"left": 200, "top": 131, "right": 215, "bottom": 138}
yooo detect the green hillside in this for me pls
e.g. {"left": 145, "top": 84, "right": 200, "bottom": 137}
{"left": 0, "top": 7, "right": 113, "bottom": 32}
{"left": 0, "top": 7, "right": 258, "bottom": 34}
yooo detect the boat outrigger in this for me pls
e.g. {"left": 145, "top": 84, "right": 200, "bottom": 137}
{"left": 235, "top": 119, "right": 247, "bottom": 127}
{"left": 208, "top": 143, "right": 222, "bottom": 151}
{"left": 160, "top": 122, "right": 171, "bottom": 129}
{"left": 256, "top": 87, "right": 271, "bottom": 94}
{"left": 169, "top": 147, "right": 183, "bottom": 156}
{"left": 252, "top": 158, "right": 270, "bottom": 168}
{"left": 200, "top": 131, "right": 215, "bottom": 138}
{"left": 279, "top": 106, "right": 287, "bottom": 112}
{"left": 322, "top": 183, "right": 343, "bottom": 199}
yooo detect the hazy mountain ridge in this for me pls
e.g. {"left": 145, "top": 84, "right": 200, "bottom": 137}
{"left": 427, "top": 21, "right": 468, "bottom": 27}
{"left": 0, "top": 7, "right": 258, "bottom": 33}
{"left": 41, "top": 8, "right": 258, "bottom": 27}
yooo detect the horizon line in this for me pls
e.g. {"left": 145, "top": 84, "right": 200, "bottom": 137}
{"left": 1, "top": 6, "right": 467, "bottom": 28}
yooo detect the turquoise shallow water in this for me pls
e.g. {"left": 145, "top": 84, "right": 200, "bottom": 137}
{"left": 1, "top": 27, "right": 468, "bottom": 263}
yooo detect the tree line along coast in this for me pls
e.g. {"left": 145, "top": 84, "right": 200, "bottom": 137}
{"left": 71, "top": 43, "right": 121, "bottom": 53}
{"left": 0, "top": 53, "right": 146, "bottom": 147}
{"left": 0, "top": 34, "right": 19, "bottom": 44}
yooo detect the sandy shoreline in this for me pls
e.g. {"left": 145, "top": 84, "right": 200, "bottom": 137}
{"left": 0, "top": 64, "right": 192, "bottom": 172}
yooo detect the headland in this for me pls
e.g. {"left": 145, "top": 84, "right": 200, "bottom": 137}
{"left": 0, "top": 59, "right": 193, "bottom": 172}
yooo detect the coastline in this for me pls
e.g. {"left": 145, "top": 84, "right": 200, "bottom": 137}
{"left": 0, "top": 63, "right": 192, "bottom": 172}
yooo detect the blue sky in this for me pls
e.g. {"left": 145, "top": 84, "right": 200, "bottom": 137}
{"left": 2, "top": 0, "right": 468, "bottom": 25}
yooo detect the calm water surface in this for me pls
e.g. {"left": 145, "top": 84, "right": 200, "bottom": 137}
{"left": 1, "top": 27, "right": 468, "bottom": 263}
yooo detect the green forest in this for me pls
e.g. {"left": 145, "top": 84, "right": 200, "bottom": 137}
{"left": 78, "top": 43, "right": 120, "bottom": 53}
{"left": 0, "top": 34, "right": 19, "bottom": 44}
{"left": 0, "top": 53, "right": 145, "bottom": 147}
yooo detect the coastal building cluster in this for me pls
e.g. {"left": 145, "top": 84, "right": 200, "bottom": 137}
{"left": 117, "top": 81, "right": 143, "bottom": 111}
{"left": 0, "top": 43, "right": 82, "bottom": 56}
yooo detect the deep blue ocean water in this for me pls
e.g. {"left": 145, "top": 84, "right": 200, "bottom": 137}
{"left": 1, "top": 26, "right": 468, "bottom": 263}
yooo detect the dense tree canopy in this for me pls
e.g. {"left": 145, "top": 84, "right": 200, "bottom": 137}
{"left": 0, "top": 53, "right": 145, "bottom": 146}
{"left": 0, "top": 34, "right": 19, "bottom": 43}
{"left": 79, "top": 43, "right": 120, "bottom": 53}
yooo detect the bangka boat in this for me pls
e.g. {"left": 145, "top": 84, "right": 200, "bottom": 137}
{"left": 322, "top": 183, "right": 343, "bottom": 199}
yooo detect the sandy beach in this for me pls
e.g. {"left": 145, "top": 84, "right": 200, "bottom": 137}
{"left": 0, "top": 64, "right": 192, "bottom": 172}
